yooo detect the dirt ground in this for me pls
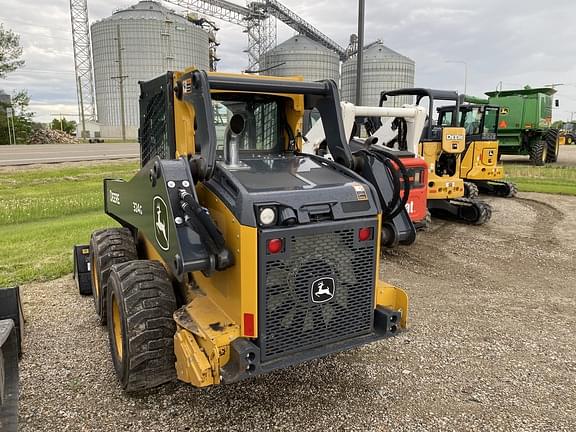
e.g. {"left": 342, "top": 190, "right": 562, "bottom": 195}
{"left": 17, "top": 192, "right": 576, "bottom": 432}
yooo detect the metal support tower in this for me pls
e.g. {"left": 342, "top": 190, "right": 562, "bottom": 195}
{"left": 244, "top": 3, "right": 276, "bottom": 71}
{"left": 69, "top": 0, "right": 96, "bottom": 137}
{"left": 163, "top": 0, "right": 348, "bottom": 70}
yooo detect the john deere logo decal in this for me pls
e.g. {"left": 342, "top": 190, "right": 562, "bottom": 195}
{"left": 311, "top": 277, "right": 335, "bottom": 303}
{"left": 153, "top": 196, "right": 169, "bottom": 251}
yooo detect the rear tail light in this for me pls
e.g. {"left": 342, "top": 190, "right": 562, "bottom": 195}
{"left": 243, "top": 313, "right": 255, "bottom": 337}
{"left": 267, "top": 238, "right": 284, "bottom": 254}
{"left": 358, "top": 227, "right": 373, "bottom": 242}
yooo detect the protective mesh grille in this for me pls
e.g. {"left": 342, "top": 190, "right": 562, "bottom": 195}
{"left": 262, "top": 228, "right": 375, "bottom": 361}
{"left": 140, "top": 89, "right": 170, "bottom": 166}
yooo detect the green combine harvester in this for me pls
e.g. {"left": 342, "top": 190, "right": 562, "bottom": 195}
{"left": 485, "top": 87, "right": 560, "bottom": 165}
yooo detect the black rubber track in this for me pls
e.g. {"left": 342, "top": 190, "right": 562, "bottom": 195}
{"left": 89, "top": 228, "right": 137, "bottom": 325}
{"left": 545, "top": 129, "right": 560, "bottom": 163}
{"left": 529, "top": 140, "right": 547, "bottom": 166}
{"left": 464, "top": 182, "right": 479, "bottom": 200}
{"left": 106, "top": 260, "right": 177, "bottom": 392}
{"left": 499, "top": 181, "right": 518, "bottom": 198}
{"left": 453, "top": 198, "right": 493, "bottom": 225}
{"left": 472, "top": 200, "right": 492, "bottom": 226}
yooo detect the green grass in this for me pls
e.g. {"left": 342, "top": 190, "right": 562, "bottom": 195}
{"left": 0, "top": 161, "right": 139, "bottom": 286}
{"left": 505, "top": 165, "right": 576, "bottom": 196}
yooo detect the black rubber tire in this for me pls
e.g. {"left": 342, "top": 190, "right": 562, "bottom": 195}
{"left": 567, "top": 134, "right": 575, "bottom": 145}
{"left": 89, "top": 228, "right": 137, "bottom": 326}
{"left": 529, "top": 140, "right": 547, "bottom": 166}
{"left": 464, "top": 182, "right": 479, "bottom": 200}
{"left": 106, "top": 260, "right": 177, "bottom": 392}
{"left": 545, "top": 129, "right": 560, "bottom": 163}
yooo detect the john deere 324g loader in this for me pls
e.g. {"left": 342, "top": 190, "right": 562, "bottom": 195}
{"left": 76, "top": 69, "right": 410, "bottom": 391}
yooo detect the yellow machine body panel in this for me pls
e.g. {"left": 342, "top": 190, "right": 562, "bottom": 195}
{"left": 192, "top": 184, "right": 258, "bottom": 338}
{"left": 441, "top": 127, "right": 466, "bottom": 153}
{"left": 174, "top": 291, "right": 241, "bottom": 387}
{"left": 419, "top": 141, "right": 464, "bottom": 200}
{"left": 460, "top": 140, "right": 504, "bottom": 181}
{"left": 374, "top": 214, "right": 409, "bottom": 328}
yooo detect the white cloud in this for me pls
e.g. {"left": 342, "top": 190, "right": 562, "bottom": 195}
{"left": 1, "top": 0, "right": 576, "bottom": 122}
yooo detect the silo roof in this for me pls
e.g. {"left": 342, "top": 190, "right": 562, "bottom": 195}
{"left": 363, "top": 42, "right": 414, "bottom": 63}
{"left": 268, "top": 34, "right": 336, "bottom": 54}
{"left": 95, "top": 1, "right": 191, "bottom": 25}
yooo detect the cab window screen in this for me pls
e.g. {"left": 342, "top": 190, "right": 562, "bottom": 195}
{"left": 213, "top": 99, "right": 281, "bottom": 153}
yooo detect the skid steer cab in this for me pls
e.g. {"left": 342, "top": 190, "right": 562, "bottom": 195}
{"left": 75, "top": 69, "right": 409, "bottom": 392}
{"left": 437, "top": 102, "right": 517, "bottom": 198}
{"left": 381, "top": 88, "right": 492, "bottom": 226}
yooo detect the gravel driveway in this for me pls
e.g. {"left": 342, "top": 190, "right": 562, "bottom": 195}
{"left": 17, "top": 193, "right": 576, "bottom": 432}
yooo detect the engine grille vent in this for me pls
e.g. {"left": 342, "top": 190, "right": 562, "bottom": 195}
{"left": 260, "top": 225, "right": 376, "bottom": 361}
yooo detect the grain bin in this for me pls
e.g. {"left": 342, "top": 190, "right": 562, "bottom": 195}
{"left": 260, "top": 35, "right": 340, "bottom": 83}
{"left": 341, "top": 42, "right": 415, "bottom": 107}
{"left": 91, "top": 1, "right": 209, "bottom": 139}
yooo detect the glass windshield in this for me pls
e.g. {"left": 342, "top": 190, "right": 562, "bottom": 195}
{"left": 483, "top": 107, "right": 498, "bottom": 134}
{"left": 461, "top": 107, "right": 483, "bottom": 135}
{"left": 213, "top": 98, "right": 281, "bottom": 153}
{"left": 439, "top": 111, "right": 453, "bottom": 127}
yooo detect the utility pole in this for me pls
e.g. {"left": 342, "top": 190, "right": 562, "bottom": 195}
{"left": 446, "top": 60, "right": 468, "bottom": 96}
{"left": 111, "top": 24, "right": 128, "bottom": 142}
{"left": 6, "top": 107, "right": 14, "bottom": 145}
{"left": 355, "top": 0, "right": 365, "bottom": 106}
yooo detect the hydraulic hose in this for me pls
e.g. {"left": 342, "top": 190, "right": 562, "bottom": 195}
{"left": 179, "top": 189, "right": 226, "bottom": 255}
{"left": 362, "top": 148, "right": 411, "bottom": 220}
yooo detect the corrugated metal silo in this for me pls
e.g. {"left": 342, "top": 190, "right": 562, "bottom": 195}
{"left": 260, "top": 35, "right": 340, "bottom": 83}
{"left": 341, "top": 42, "right": 415, "bottom": 107}
{"left": 91, "top": 1, "right": 209, "bottom": 139}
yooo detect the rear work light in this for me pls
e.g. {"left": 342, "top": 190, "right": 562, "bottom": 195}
{"left": 358, "top": 227, "right": 373, "bottom": 242}
{"left": 267, "top": 238, "right": 284, "bottom": 254}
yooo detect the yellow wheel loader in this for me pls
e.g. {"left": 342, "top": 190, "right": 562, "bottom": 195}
{"left": 75, "top": 69, "right": 409, "bottom": 391}
{"left": 437, "top": 103, "right": 517, "bottom": 198}
{"left": 380, "top": 89, "right": 492, "bottom": 225}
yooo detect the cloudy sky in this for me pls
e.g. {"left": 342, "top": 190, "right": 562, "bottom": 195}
{"left": 1, "top": 0, "right": 576, "bottom": 123}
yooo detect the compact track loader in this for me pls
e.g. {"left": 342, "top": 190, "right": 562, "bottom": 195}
{"left": 305, "top": 101, "right": 430, "bottom": 231}
{"left": 77, "top": 69, "right": 409, "bottom": 391}
{"left": 380, "top": 89, "right": 492, "bottom": 225}
{"left": 436, "top": 103, "right": 517, "bottom": 198}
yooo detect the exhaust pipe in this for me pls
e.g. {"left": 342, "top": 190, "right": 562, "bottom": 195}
{"left": 224, "top": 113, "right": 246, "bottom": 168}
